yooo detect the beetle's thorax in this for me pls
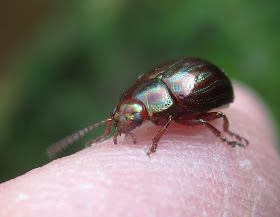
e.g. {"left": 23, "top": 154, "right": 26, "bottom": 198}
{"left": 112, "top": 98, "right": 148, "bottom": 134}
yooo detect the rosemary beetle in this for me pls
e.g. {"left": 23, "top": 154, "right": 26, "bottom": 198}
{"left": 47, "top": 57, "right": 249, "bottom": 158}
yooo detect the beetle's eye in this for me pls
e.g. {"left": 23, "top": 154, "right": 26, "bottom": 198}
{"left": 133, "top": 113, "right": 143, "bottom": 126}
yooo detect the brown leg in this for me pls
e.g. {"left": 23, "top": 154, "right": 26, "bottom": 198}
{"left": 85, "top": 119, "right": 113, "bottom": 147}
{"left": 198, "top": 119, "right": 245, "bottom": 148}
{"left": 147, "top": 115, "right": 173, "bottom": 156}
{"left": 195, "top": 112, "right": 249, "bottom": 145}
{"left": 175, "top": 112, "right": 248, "bottom": 148}
{"left": 113, "top": 132, "right": 136, "bottom": 145}
{"left": 125, "top": 132, "right": 137, "bottom": 144}
{"left": 113, "top": 132, "right": 121, "bottom": 145}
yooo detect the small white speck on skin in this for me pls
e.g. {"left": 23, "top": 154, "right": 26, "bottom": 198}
{"left": 17, "top": 193, "right": 29, "bottom": 201}
{"left": 105, "top": 179, "right": 113, "bottom": 185}
{"left": 79, "top": 184, "right": 94, "bottom": 190}
{"left": 203, "top": 210, "right": 207, "bottom": 217}
{"left": 239, "top": 159, "right": 252, "bottom": 168}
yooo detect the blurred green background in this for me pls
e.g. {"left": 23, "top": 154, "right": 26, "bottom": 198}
{"left": 0, "top": 0, "right": 279, "bottom": 183}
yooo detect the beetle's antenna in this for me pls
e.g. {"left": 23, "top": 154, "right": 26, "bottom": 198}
{"left": 46, "top": 118, "right": 113, "bottom": 159}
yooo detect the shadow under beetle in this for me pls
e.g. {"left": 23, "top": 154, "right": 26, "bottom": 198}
{"left": 47, "top": 57, "right": 249, "bottom": 158}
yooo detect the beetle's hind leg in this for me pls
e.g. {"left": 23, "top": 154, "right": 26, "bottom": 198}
{"left": 175, "top": 111, "right": 248, "bottom": 148}
{"left": 197, "top": 112, "right": 249, "bottom": 146}
{"left": 198, "top": 119, "right": 245, "bottom": 148}
{"left": 217, "top": 112, "right": 249, "bottom": 145}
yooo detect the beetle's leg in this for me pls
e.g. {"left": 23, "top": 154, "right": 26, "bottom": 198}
{"left": 147, "top": 115, "right": 173, "bottom": 156}
{"left": 217, "top": 112, "right": 249, "bottom": 145}
{"left": 175, "top": 115, "right": 246, "bottom": 148}
{"left": 85, "top": 119, "right": 113, "bottom": 147}
{"left": 113, "top": 132, "right": 121, "bottom": 145}
{"left": 193, "top": 112, "right": 249, "bottom": 145}
{"left": 198, "top": 119, "right": 245, "bottom": 148}
{"left": 125, "top": 132, "right": 137, "bottom": 144}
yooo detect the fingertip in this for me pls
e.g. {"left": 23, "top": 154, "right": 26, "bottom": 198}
{"left": 1, "top": 82, "right": 279, "bottom": 217}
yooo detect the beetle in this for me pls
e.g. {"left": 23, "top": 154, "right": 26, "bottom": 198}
{"left": 47, "top": 57, "right": 248, "bottom": 158}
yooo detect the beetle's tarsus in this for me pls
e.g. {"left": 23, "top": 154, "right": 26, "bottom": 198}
{"left": 146, "top": 148, "right": 153, "bottom": 157}
{"left": 126, "top": 132, "right": 137, "bottom": 144}
{"left": 227, "top": 130, "right": 249, "bottom": 146}
{"left": 113, "top": 132, "right": 121, "bottom": 145}
{"left": 242, "top": 137, "right": 249, "bottom": 146}
{"left": 84, "top": 135, "right": 106, "bottom": 148}
{"left": 85, "top": 142, "right": 92, "bottom": 148}
{"left": 227, "top": 140, "right": 246, "bottom": 148}
{"left": 235, "top": 142, "right": 246, "bottom": 148}
{"left": 146, "top": 143, "right": 157, "bottom": 156}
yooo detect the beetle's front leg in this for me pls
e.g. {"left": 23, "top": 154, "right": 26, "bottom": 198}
{"left": 113, "top": 132, "right": 121, "bottom": 145}
{"left": 85, "top": 119, "right": 113, "bottom": 147}
{"left": 147, "top": 115, "right": 173, "bottom": 156}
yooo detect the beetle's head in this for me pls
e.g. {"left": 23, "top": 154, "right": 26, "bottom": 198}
{"left": 112, "top": 98, "right": 148, "bottom": 134}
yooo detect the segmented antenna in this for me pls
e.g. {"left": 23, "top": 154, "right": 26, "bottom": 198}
{"left": 46, "top": 119, "right": 111, "bottom": 159}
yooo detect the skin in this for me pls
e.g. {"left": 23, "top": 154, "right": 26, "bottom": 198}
{"left": 0, "top": 83, "right": 279, "bottom": 217}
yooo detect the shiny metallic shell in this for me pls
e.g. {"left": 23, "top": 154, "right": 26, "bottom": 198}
{"left": 120, "top": 57, "right": 234, "bottom": 121}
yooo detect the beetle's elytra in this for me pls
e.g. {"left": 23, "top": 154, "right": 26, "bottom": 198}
{"left": 47, "top": 57, "right": 249, "bottom": 158}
